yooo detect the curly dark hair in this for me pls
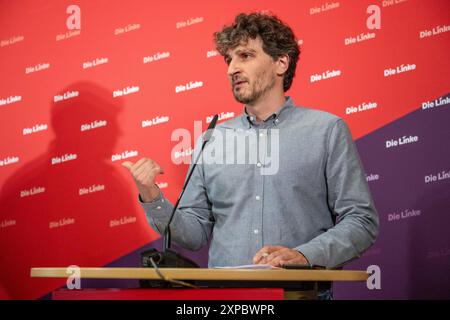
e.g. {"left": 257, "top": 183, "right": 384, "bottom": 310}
{"left": 214, "top": 12, "right": 300, "bottom": 92}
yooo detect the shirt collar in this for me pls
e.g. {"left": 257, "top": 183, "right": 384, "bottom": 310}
{"left": 242, "top": 96, "right": 295, "bottom": 128}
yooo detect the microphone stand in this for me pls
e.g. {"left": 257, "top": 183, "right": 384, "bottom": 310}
{"left": 140, "top": 115, "right": 219, "bottom": 287}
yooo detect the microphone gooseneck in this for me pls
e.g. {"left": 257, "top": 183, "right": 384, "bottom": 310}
{"left": 139, "top": 114, "right": 219, "bottom": 283}
{"left": 162, "top": 114, "right": 219, "bottom": 253}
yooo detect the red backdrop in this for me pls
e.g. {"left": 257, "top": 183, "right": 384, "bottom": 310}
{"left": 0, "top": 0, "right": 449, "bottom": 299}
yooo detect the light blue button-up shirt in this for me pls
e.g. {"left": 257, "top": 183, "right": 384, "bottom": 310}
{"left": 140, "top": 97, "right": 379, "bottom": 268}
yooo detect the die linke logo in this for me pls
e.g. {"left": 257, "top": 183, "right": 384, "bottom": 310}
{"left": 206, "top": 50, "right": 219, "bottom": 58}
{"left": 345, "top": 32, "right": 376, "bottom": 46}
{"left": 382, "top": 0, "right": 408, "bottom": 8}
{"left": 345, "top": 5, "right": 380, "bottom": 45}
{"left": 206, "top": 112, "right": 235, "bottom": 123}
{"left": 173, "top": 147, "right": 194, "bottom": 162}
{"left": 111, "top": 150, "right": 138, "bottom": 162}
{"left": 310, "top": 69, "right": 341, "bottom": 83}
{"left": 83, "top": 57, "right": 108, "bottom": 69}
{"left": 23, "top": 123, "right": 48, "bottom": 135}
{"left": 81, "top": 120, "right": 107, "bottom": 132}
{"left": 25, "top": 62, "right": 50, "bottom": 74}
{"left": 114, "top": 23, "right": 140, "bottom": 35}
{"left": 346, "top": 102, "right": 378, "bottom": 115}
{"left": 51, "top": 153, "right": 77, "bottom": 165}
{"left": 425, "top": 169, "right": 450, "bottom": 184}
{"left": 0, "top": 35, "right": 24, "bottom": 48}
{"left": 49, "top": 217, "right": 75, "bottom": 229}
{"left": 79, "top": 184, "right": 105, "bottom": 196}
{"left": 113, "top": 85, "right": 140, "bottom": 98}
{"left": 110, "top": 216, "right": 137, "bottom": 228}
{"left": 388, "top": 208, "right": 421, "bottom": 222}
{"left": 54, "top": 90, "right": 79, "bottom": 103}
{"left": 142, "top": 115, "right": 169, "bottom": 128}
{"left": 422, "top": 96, "right": 450, "bottom": 110}
{"left": 20, "top": 186, "right": 45, "bottom": 198}
{"left": 143, "top": 52, "right": 170, "bottom": 64}
{"left": 366, "top": 173, "right": 380, "bottom": 182}
{"left": 0, "top": 155, "right": 19, "bottom": 167}
{"left": 0, "top": 95, "right": 22, "bottom": 106}
{"left": 175, "top": 81, "right": 203, "bottom": 93}
{"left": 56, "top": 5, "right": 81, "bottom": 41}
{"left": 384, "top": 63, "right": 416, "bottom": 77}
{"left": 420, "top": 24, "right": 450, "bottom": 39}
{"left": 427, "top": 246, "right": 450, "bottom": 260}
{"left": 0, "top": 219, "right": 16, "bottom": 229}
{"left": 385, "top": 135, "right": 419, "bottom": 149}
{"left": 176, "top": 17, "right": 204, "bottom": 29}
{"left": 309, "top": 2, "right": 340, "bottom": 15}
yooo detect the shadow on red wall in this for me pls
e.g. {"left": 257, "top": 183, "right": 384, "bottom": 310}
{"left": 0, "top": 82, "right": 156, "bottom": 299}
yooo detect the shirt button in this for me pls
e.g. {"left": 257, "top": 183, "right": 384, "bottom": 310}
{"left": 256, "top": 162, "right": 262, "bottom": 167}
{"left": 259, "top": 132, "right": 264, "bottom": 137}
{"left": 255, "top": 195, "right": 260, "bottom": 201}
{"left": 156, "top": 206, "right": 162, "bottom": 210}
{"left": 275, "top": 119, "right": 279, "bottom": 123}
{"left": 253, "top": 229, "right": 259, "bottom": 234}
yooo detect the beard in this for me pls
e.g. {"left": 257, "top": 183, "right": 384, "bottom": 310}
{"left": 232, "top": 70, "right": 276, "bottom": 105}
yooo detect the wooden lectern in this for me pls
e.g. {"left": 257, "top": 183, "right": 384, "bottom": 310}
{"left": 31, "top": 267, "right": 368, "bottom": 300}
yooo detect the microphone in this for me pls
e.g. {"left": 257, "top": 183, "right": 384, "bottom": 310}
{"left": 140, "top": 114, "right": 219, "bottom": 286}
{"left": 163, "top": 114, "right": 219, "bottom": 253}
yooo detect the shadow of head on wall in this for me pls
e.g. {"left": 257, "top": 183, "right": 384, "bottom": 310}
{"left": 50, "top": 81, "right": 124, "bottom": 160}
{"left": 0, "top": 81, "right": 151, "bottom": 299}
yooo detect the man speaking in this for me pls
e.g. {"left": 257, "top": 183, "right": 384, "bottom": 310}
{"left": 122, "top": 13, "right": 379, "bottom": 273}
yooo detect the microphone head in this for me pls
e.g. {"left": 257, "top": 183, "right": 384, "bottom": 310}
{"left": 208, "top": 114, "right": 219, "bottom": 129}
{"left": 203, "top": 114, "right": 219, "bottom": 142}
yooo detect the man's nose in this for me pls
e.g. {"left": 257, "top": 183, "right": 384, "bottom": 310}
{"left": 227, "top": 59, "right": 241, "bottom": 78}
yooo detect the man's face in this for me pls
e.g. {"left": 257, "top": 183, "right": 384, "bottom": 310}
{"left": 225, "top": 37, "right": 278, "bottom": 105}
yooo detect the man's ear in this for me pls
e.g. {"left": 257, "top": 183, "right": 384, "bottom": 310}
{"left": 276, "top": 54, "right": 289, "bottom": 76}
